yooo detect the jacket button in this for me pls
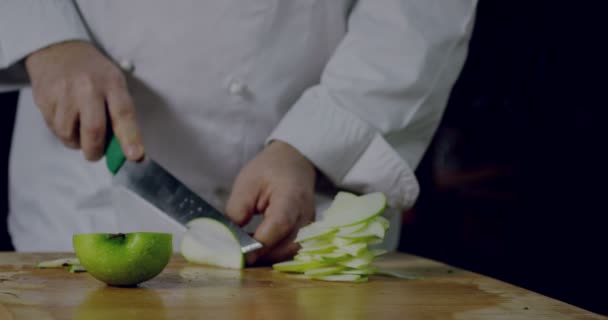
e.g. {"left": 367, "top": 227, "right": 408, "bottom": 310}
{"left": 119, "top": 59, "right": 135, "bottom": 73}
{"left": 228, "top": 80, "right": 247, "bottom": 96}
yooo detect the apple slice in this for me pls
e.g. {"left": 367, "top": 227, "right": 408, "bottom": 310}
{"left": 334, "top": 242, "right": 367, "bottom": 256}
{"left": 320, "top": 192, "right": 386, "bottom": 228}
{"left": 304, "top": 266, "right": 344, "bottom": 277}
{"left": 313, "top": 274, "right": 368, "bottom": 283}
{"left": 294, "top": 254, "right": 314, "bottom": 262}
{"left": 68, "top": 265, "right": 87, "bottom": 273}
{"left": 273, "top": 260, "right": 326, "bottom": 273}
{"left": 336, "top": 221, "right": 369, "bottom": 237}
{"left": 323, "top": 192, "right": 358, "bottom": 216}
{"left": 37, "top": 257, "right": 80, "bottom": 269}
{"left": 332, "top": 237, "right": 356, "bottom": 247}
{"left": 316, "top": 252, "right": 350, "bottom": 263}
{"left": 339, "top": 251, "right": 374, "bottom": 269}
{"left": 294, "top": 224, "right": 336, "bottom": 243}
{"left": 376, "top": 216, "right": 390, "bottom": 229}
{"left": 180, "top": 218, "right": 244, "bottom": 269}
{"left": 299, "top": 243, "right": 336, "bottom": 254}
{"left": 341, "top": 267, "right": 378, "bottom": 275}
{"left": 338, "top": 220, "right": 386, "bottom": 240}
{"left": 299, "top": 237, "right": 333, "bottom": 249}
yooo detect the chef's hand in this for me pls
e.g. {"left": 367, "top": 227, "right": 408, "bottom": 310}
{"left": 226, "top": 140, "right": 316, "bottom": 265}
{"left": 25, "top": 40, "right": 144, "bottom": 161}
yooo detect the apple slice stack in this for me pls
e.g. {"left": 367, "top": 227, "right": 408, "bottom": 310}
{"left": 272, "top": 192, "right": 389, "bottom": 282}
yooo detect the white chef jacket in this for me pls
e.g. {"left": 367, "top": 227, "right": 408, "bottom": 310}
{"left": 0, "top": 1, "right": 477, "bottom": 252}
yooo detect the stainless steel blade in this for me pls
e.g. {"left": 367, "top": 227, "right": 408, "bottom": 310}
{"left": 113, "top": 157, "right": 263, "bottom": 254}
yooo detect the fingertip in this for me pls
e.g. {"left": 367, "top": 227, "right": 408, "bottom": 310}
{"left": 225, "top": 188, "right": 257, "bottom": 226}
{"left": 245, "top": 252, "right": 259, "bottom": 266}
{"left": 125, "top": 143, "right": 145, "bottom": 161}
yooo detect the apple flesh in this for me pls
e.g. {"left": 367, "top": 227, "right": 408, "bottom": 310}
{"left": 180, "top": 218, "right": 244, "bottom": 269}
{"left": 73, "top": 232, "right": 172, "bottom": 286}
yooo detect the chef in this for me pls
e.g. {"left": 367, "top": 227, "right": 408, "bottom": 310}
{"left": 0, "top": 0, "right": 477, "bottom": 264}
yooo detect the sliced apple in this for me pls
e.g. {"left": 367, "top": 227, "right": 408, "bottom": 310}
{"left": 338, "top": 220, "right": 386, "bottom": 240}
{"left": 339, "top": 251, "right": 374, "bottom": 269}
{"left": 299, "top": 243, "right": 336, "bottom": 254}
{"left": 323, "top": 192, "right": 358, "bottom": 216}
{"left": 376, "top": 216, "right": 390, "bottom": 229}
{"left": 336, "top": 221, "right": 369, "bottom": 236}
{"left": 294, "top": 224, "right": 336, "bottom": 243}
{"left": 272, "top": 192, "right": 394, "bottom": 282}
{"left": 304, "top": 266, "right": 344, "bottom": 277}
{"left": 180, "top": 218, "right": 243, "bottom": 269}
{"left": 316, "top": 252, "right": 350, "bottom": 263}
{"left": 313, "top": 274, "right": 368, "bottom": 283}
{"left": 332, "top": 237, "right": 356, "bottom": 247}
{"left": 334, "top": 242, "right": 367, "bottom": 256}
{"left": 320, "top": 192, "right": 387, "bottom": 228}
{"left": 273, "top": 260, "right": 326, "bottom": 273}
{"left": 294, "top": 254, "right": 314, "bottom": 262}
{"left": 37, "top": 257, "right": 80, "bottom": 269}
{"left": 299, "top": 237, "right": 333, "bottom": 249}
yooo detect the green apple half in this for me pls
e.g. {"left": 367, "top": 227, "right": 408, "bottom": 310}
{"left": 73, "top": 232, "right": 172, "bottom": 286}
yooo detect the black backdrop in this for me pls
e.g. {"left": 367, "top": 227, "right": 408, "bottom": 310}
{"left": 401, "top": 0, "right": 607, "bottom": 315}
{"left": 0, "top": 91, "right": 17, "bottom": 251}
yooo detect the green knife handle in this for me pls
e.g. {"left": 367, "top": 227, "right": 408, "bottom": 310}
{"left": 105, "top": 134, "right": 126, "bottom": 175}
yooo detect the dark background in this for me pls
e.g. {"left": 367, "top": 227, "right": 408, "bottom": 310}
{"left": 400, "top": 0, "right": 606, "bottom": 315}
{"left": 1, "top": 0, "right": 606, "bottom": 315}
{"left": 0, "top": 91, "right": 16, "bottom": 251}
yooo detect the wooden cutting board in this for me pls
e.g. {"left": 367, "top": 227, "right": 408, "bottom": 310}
{"left": 0, "top": 252, "right": 603, "bottom": 319}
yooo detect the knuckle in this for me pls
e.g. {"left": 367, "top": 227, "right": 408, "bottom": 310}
{"left": 233, "top": 215, "right": 249, "bottom": 226}
{"left": 83, "top": 122, "right": 105, "bottom": 142}
{"left": 107, "top": 69, "right": 126, "bottom": 86}
{"left": 76, "top": 75, "right": 96, "bottom": 94}
{"left": 113, "top": 104, "right": 135, "bottom": 120}
{"left": 52, "top": 78, "right": 70, "bottom": 95}
{"left": 33, "top": 96, "right": 53, "bottom": 112}
{"left": 55, "top": 125, "right": 73, "bottom": 141}
{"left": 31, "top": 87, "right": 50, "bottom": 105}
{"left": 83, "top": 123, "right": 105, "bottom": 138}
{"left": 270, "top": 215, "right": 293, "bottom": 235}
{"left": 57, "top": 134, "right": 77, "bottom": 149}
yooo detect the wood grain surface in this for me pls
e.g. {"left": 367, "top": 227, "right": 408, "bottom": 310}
{"left": 0, "top": 252, "right": 604, "bottom": 319}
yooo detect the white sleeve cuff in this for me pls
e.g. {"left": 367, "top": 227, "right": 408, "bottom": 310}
{"left": 268, "top": 87, "right": 419, "bottom": 210}
{"left": 341, "top": 134, "right": 419, "bottom": 210}
{"left": 268, "top": 86, "right": 376, "bottom": 182}
{"left": 0, "top": 0, "right": 90, "bottom": 68}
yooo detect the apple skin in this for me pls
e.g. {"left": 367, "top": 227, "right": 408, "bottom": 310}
{"left": 73, "top": 232, "right": 172, "bottom": 286}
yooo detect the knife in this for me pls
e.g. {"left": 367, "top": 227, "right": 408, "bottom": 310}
{"left": 105, "top": 135, "right": 263, "bottom": 254}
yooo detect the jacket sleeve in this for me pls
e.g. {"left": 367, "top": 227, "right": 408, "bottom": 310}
{"left": 0, "top": 0, "right": 90, "bottom": 91}
{"left": 268, "top": 0, "right": 478, "bottom": 210}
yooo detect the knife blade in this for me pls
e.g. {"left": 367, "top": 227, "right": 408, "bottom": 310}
{"left": 105, "top": 136, "right": 263, "bottom": 254}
